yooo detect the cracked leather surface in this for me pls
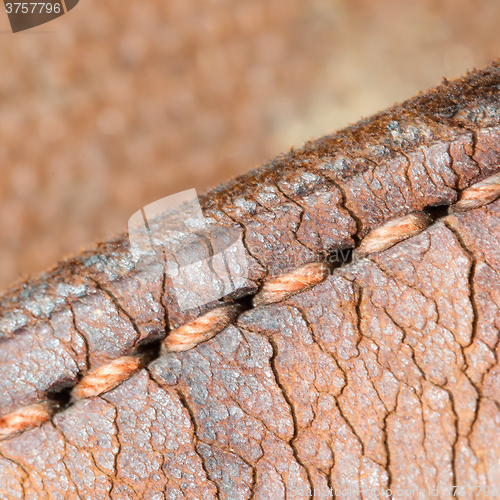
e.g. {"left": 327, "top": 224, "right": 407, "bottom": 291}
{"left": 2, "top": 65, "right": 500, "bottom": 498}
{"left": 2, "top": 200, "right": 500, "bottom": 498}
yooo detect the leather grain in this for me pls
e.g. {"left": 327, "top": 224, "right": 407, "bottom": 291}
{"left": 1, "top": 64, "right": 500, "bottom": 499}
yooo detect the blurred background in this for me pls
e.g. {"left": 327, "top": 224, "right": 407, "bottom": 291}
{"left": 0, "top": 0, "right": 499, "bottom": 291}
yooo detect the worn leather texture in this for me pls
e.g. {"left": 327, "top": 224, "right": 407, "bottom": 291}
{"left": 1, "top": 64, "right": 500, "bottom": 498}
{"left": 3, "top": 0, "right": 500, "bottom": 293}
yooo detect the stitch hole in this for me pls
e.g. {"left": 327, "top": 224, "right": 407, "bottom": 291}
{"left": 423, "top": 204, "right": 449, "bottom": 220}
{"left": 47, "top": 384, "right": 73, "bottom": 412}
{"left": 136, "top": 338, "right": 163, "bottom": 364}
{"left": 326, "top": 247, "right": 355, "bottom": 267}
{"left": 233, "top": 294, "right": 254, "bottom": 313}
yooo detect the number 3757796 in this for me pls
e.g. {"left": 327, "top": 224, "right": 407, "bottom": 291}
{"left": 5, "top": 3, "right": 61, "bottom": 14}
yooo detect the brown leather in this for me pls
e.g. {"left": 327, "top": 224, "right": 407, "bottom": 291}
{"left": 1, "top": 64, "right": 500, "bottom": 498}
{"left": 5, "top": 0, "right": 500, "bottom": 295}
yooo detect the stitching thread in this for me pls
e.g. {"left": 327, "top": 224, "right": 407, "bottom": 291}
{"left": 71, "top": 355, "right": 144, "bottom": 400}
{"left": 2, "top": 172, "right": 500, "bottom": 441}
{"left": 451, "top": 172, "right": 500, "bottom": 212}
{"left": 0, "top": 403, "right": 52, "bottom": 441}
{"left": 163, "top": 304, "right": 242, "bottom": 353}
{"left": 253, "top": 261, "right": 331, "bottom": 307}
{"left": 355, "top": 212, "right": 432, "bottom": 257}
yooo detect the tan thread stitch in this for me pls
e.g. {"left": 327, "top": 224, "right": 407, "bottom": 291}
{"left": 253, "top": 262, "right": 331, "bottom": 307}
{"left": 451, "top": 172, "right": 500, "bottom": 212}
{"left": 0, "top": 403, "right": 52, "bottom": 441}
{"left": 5, "top": 173, "right": 500, "bottom": 440}
{"left": 71, "top": 355, "right": 144, "bottom": 400}
{"left": 163, "top": 304, "right": 242, "bottom": 353}
{"left": 355, "top": 212, "right": 432, "bottom": 258}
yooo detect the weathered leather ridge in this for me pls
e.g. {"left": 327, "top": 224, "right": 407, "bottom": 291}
{"left": 2, "top": 62, "right": 500, "bottom": 499}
